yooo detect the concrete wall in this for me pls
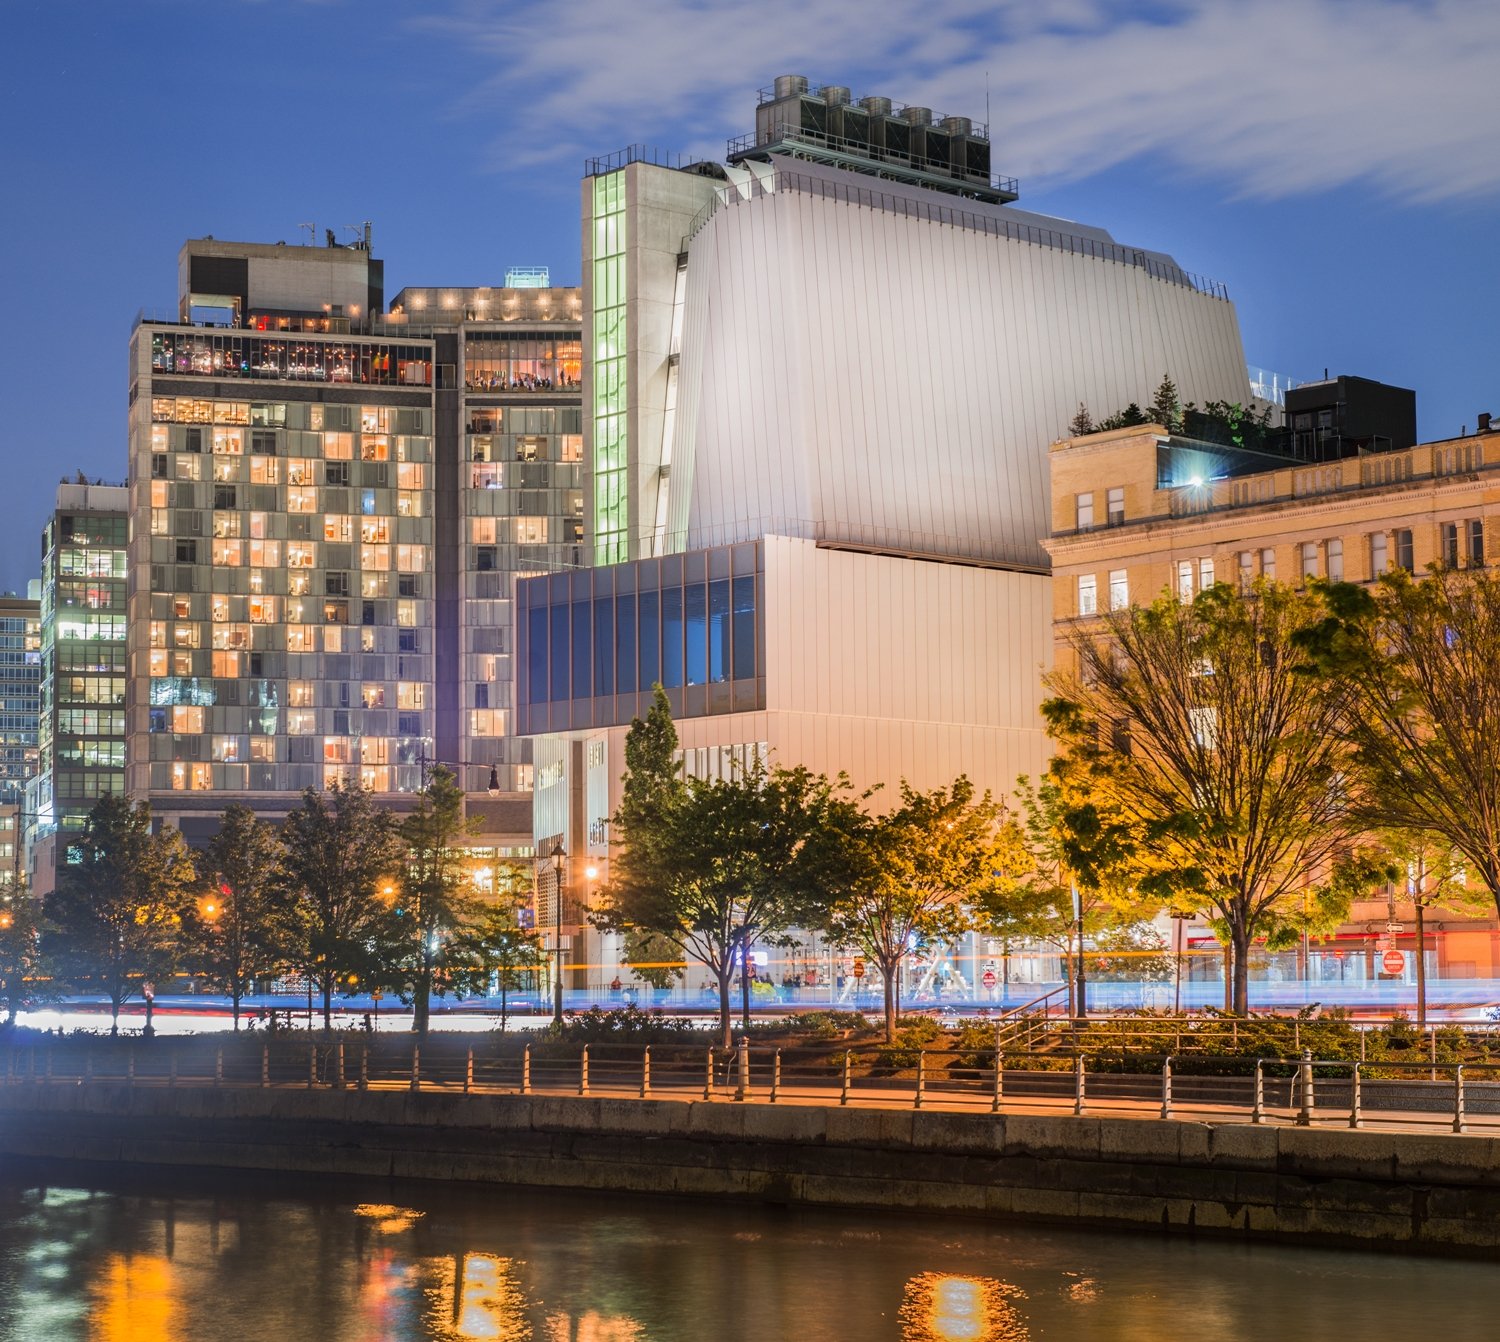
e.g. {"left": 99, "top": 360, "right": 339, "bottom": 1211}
{"left": 3, "top": 1086, "right": 1498, "bottom": 1255}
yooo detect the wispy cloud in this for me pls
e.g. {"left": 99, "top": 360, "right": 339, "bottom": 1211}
{"left": 417, "top": 0, "right": 1500, "bottom": 203}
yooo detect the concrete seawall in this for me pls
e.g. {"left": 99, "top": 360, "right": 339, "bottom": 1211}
{"left": 2, "top": 1085, "right": 1498, "bottom": 1255}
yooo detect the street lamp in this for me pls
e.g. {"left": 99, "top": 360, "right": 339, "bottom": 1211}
{"left": 551, "top": 841, "right": 565, "bottom": 1026}
{"left": 1170, "top": 910, "right": 1194, "bottom": 1016}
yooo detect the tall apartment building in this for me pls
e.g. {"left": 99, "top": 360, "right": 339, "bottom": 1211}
{"left": 124, "top": 235, "right": 576, "bottom": 851}
{"left": 27, "top": 485, "right": 128, "bottom": 894}
{"left": 522, "top": 75, "right": 1262, "bottom": 987}
{"left": 1043, "top": 408, "right": 1500, "bottom": 987}
{"left": 0, "top": 592, "right": 41, "bottom": 808}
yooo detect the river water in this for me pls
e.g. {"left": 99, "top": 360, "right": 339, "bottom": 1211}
{"left": 0, "top": 1163, "right": 1490, "bottom": 1341}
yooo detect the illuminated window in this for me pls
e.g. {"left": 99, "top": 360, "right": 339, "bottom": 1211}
{"left": 250, "top": 540, "right": 281, "bottom": 568}
{"left": 324, "top": 514, "right": 353, "bottom": 543}
{"left": 286, "top": 625, "right": 316, "bottom": 652}
{"left": 172, "top": 705, "right": 205, "bottom": 733}
{"left": 287, "top": 487, "right": 318, "bottom": 513}
{"left": 248, "top": 595, "right": 278, "bottom": 623}
{"left": 287, "top": 542, "right": 316, "bottom": 568}
{"left": 212, "top": 737, "right": 240, "bottom": 762}
{"left": 250, "top": 738, "right": 275, "bottom": 763}
{"left": 396, "top": 600, "right": 417, "bottom": 626}
{"left": 362, "top": 684, "right": 385, "bottom": 708}
{"left": 286, "top": 460, "right": 314, "bottom": 486}
{"left": 288, "top": 681, "right": 315, "bottom": 707}
{"left": 361, "top": 544, "right": 389, "bottom": 571}
{"left": 323, "top": 431, "right": 354, "bottom": 459}
{"left": 360, "top": 435, "right": 390, "bottom": 461}
{"left": 361, "top": 407, "right": 390, "bottom": 433}
{"left": 514, "top": 517, "right": 548, "bottom": 544}
{"left": 396, "top": 463, "right": 424, "bottom": 490}
{"left": 250, "top": 457, "right": 280, "bottom": 484}
{"left": 397, "top": 682, "right": 425, "bottom": 710}
{"left": 471, "top": 517, "right": 497, "bottom": 544}
{"left": 211, "top": 540, "right": 244, "bottom": 566}
{"left": 288, "top": 710, "right": 316, "bottom": 735}
{"left": 396, "top": 545, "right": 426, "bottom": 572}
{"left": 150, "top": 480, "right": 169, "bottom": 507}
{"left": 212, "top": 428, "right": 243, "bottom": 455}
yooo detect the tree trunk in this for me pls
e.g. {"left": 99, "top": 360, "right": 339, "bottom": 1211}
{"left": 882, "top": 959, "right": 898, "bottom": 1043}
{"left": 500, "top": 978, "right": 508, "bottom": 1033}
{"left": 414, "top": 966, "right": 431, "bottom": 1036}
{"left": 1075, "top": 917, "right": 1088, "bottom": 1021}
{"left": 1231, "top": 924, "right": 1251, "bottom": 1016}
{"left": 232, "top": 990, "right": 241, "bottom": 1032}
{"left": 322, "top": 977, "right": 333, "bottom": 1031}
{"left": 717, "top": 968, "right": 733, "bottom": 1049}
{"left": 1415, "top": 900, "right": 1427, "bottom": 1033}
{"left": 739, "top": 944, "right": 753, "bottom": 1029}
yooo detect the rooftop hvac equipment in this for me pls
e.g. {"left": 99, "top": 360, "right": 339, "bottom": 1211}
{"left": 773, "top": 74, "right": 809, "bottom": 98}
{"left": 859, "top": 96, "right": 892, "bottom": 115}
{"left": 901, "top": 106, "right": 932, "bottom": 126}
{"left": 821, "top": 85, "right": 851, "bottom": 104}
{"left": 940, "top": 116, "right": 972, "bottom": 135}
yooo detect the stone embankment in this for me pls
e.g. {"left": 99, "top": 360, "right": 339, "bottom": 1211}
{"left": 2, "top": 1083, "right": 1498, "bottom": 1255}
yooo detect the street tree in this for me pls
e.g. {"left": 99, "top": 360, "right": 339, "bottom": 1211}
{"left": 1044, "top": 580, "right": 1372, "bottom": 1014}
{"left": 43, "top": 795, "right": 197, "bottom": 1035}
{"left": 396, "top": 766, "right": 483, "bottom": 1035}
{"left": 451, "top": 861, "right": 545, "bottom": 1031}
{"left": 0, "top": 884, "right": 46, "bottom": 1027}
{"left": 189, "top": 803, "right": 294, "bottom": 1029}
{"left": 823, "top": 776, "right": 1005, "bottom": 1042}
{"left": 598, "top": 686, "right": 845, "bottom": 1046}
{"left": 1306, "top": 569, "right": 1500, "bottom": 919}
{"left": 280, "top": 779, "right": 405, "bottom": 1030}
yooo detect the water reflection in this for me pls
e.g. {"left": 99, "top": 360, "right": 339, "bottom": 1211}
{"left": 0, "top": 1167, "right": 1491, "bottom": 1341}
{"left": 900, "top": 1273, "right": 1026, "bottom": 1342}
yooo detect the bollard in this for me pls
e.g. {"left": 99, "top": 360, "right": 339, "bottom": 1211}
{"left": 1296, "top": 1049, "right": 1314, "bottom": 1126}
{"left": 914, "top": 1053, "right": 925, "bottom": 1110}
{"left": 769, "top": 1049, "right": 781, "bottom": 1103}
{"left": 992, "top": 1050, "right": 1004, "bottom": 1113}
{"left": 1232, "top": 1020, "right": 1239, "bottom": 1049}
{"left": 1073, "top": 1055, "right": 1086, "bottom": 1116}
{"left": 640, "top": 1046, "right": 652, "bottom": 1099}
{"left": 359, "top": 1048, "right": 369, "bottom": 1092}
{"left": 215, "top": 1048, "right": 223, "bottom": 1087}
{"left": 1454, "top": 1065, "right": 1467, "bottom": 1134}
{"left": 1349, "top": 1062, "right": 1363, "bottom": 1129}
{"left": 410, "top": 1044, "right": 420, "bottom": 1093}
{"left": 1160, "top": 1056, "right": 1173, "bottom": 1120}
{"left": 1293, "top": 1021, "right": 1300, "bottom": 1053}
{"left": 336, "top": 1043, "right": 346, "bottom": 1091}
{"left": 1252, "top": 1059, "right": 1264, "bottom": 1124}
{"left": 307, "top": 1047, "right": 316, "bottom": 1090}
{"left": 579, "top": 1045, "right": 590, "bottom": 1096}
{"left": 840, "top": 1050, "right": 852, "bottom": 1107}
{"left": 128, "top": 1047, "right": 135, "bottom": 1088}
{"left": 1360, "top": 1030, "right": 1366, "bottom": 1063}
{"left": 704, "top": 1048, "right": 714, "bottom": 1101}
{"left": 464, "top": 1049, "right": 473, "bottom": 1095}
{"left": 261, "top": 1044, "right": 269, "bottom": 1088}
{"left": 521, "top": 1044, "right": 532, "bottom": 1095}
{"left": 736, "top": 1043, "right": 749, "bottom": 1102}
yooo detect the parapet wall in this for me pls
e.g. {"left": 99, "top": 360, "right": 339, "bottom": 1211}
{"left": 2, "top": 1085, "right": 1498, "bottom": 1255}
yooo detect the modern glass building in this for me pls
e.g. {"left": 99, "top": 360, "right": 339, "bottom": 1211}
{"left": 0, "top": 593, "right": 41, "bottom": 807}
{"left": 27, "top": 485, "right": 126, "bottom": 894}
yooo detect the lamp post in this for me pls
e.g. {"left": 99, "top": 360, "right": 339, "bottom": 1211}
{"left": 1170, "top": 910, "right": 1193, "bottom": 1016}
{"left": 551, "top": 841, "right": 565, "bottom": 1027}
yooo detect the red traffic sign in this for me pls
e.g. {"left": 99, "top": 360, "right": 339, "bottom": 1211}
{"left": 982, "top": 970, "right": 997, "bottom": 987}
{"left": 1382, "top": 949, "right": 1406, "bottom": 975}
{"left": 851, "top": 959, "right": 866, "bottom": 979}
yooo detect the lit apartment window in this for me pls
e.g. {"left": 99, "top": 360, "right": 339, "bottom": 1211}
{"left": 1370, "top": 532, "right": 1388, "bottom": 575}
{"left": 1327, "top": 538, "right": 1344, "bottom": 582}
{"left": 1177, "top": 560, "right": 1193, "bottom": 604}
{"left": 1107, "top": 487, "right": 1125, "bottom": 526}
{"left": 1238, "top": 551, "right": 1254, "bottom": 591}
{"left": 1301, "top": 542, "right": 1318, "bottom": 580}
{"left": 1441, "top": 522, "right": 1460, "bottom": 568}
{"left": 1198, "top": 557, "right": 1214, "bottom": 590}
{"left": 1468, "top": 519, "right": 1485, "bottom": 566}
{"left": 1076, "top": 492, "right": 1094, "bottom": 529}
{"left": 1109, "top": 569, "right": 1129, "bottom": 611}
{"left": 1077, "top": 574, "right": 1097, "bottom": 616}
{"left": 1394, "top": 528, "right": 1414, "bottom": 572}
{"left": 1260, "top": 548, "right": 1276, "bottom": 580}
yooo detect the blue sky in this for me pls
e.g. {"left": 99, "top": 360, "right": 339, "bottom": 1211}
{"left": 1, "top": 0, "right": 1496, "bottom": 592}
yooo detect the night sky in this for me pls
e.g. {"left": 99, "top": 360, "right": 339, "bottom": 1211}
{"left": 2, "top": 0, "right": 1496, "bottom": 592}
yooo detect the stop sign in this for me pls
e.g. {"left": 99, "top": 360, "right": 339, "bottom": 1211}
{"left": 982, "top": 970, "right": 997, "bottom": 987}
{"left": 1382, "top": 949, "right": 1406, "bottom": 975}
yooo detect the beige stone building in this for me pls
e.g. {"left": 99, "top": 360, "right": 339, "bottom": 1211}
{"left": 1044, "top": 419, "right": 1500, "bottom": 992}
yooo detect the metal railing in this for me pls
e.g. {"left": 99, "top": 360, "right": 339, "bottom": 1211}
{"left": 6, "top": 1041, "right": 1497, "bottom": 1136}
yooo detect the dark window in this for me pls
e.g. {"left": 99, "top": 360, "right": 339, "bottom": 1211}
{"left": 593, "top": 597, "right": 613, "bottom": 697}
{"left": 251, "top": 431, "right": 277, "bottom": 455}
{"left": 325, "top": 572, "right": 350, "bottom": 596}
{"left": 549, "top": 604, "right": 569, "bottom": 701}
{"left": 1442, "top": 522, "right": 1460, "bottom": 568}
{"left": 571, "top": 600, "right": 591, "bottom": 700}
{"left": 175, "top": 538, "right": 197, "bottom": 563}
{"left": 398, "top": 630, "right": 417, "bottom": 652}
{"left": 661, "top": 586, "right": 683, "bottom": 688}
{"left": 325, "top": 461, "right": 350, "bottom": 486}
{"left": 362, "top": 601, "right": 376, "bottom": 626}
{"left": 476, "top": 546, "right": 496, "bottom": 572}
{"left": 184, "top": 428, "right": 202, "bottom": 453}
{"left": 398, "top": 574, "right": 418, "bottom": 597}
{"left": 638, "top": 590, "right": 659, "bottom": 689}
{"left": 213, "top": 484, "right": 237, "bottom": 510}
{"left": 528, "top": 605, "right": 549, "bottom": 705}
{"left": 1469, "top": 519, "right": 1485, "bottom": 566}
{"left": 731, "top": 576, "right": 756, "bottom": 681}
{"left": 1394, "top": 528, "right": 1414, "bottom": 571}
{"left": 324, "top": 600, "right": 348, "bottom": 624}
{"left": 615, "top": 594, "right": 636, "bottom": 695}
{"left": 708, "top": 580, "right": 731, "bottom": 683}
{"left": 398, "top": 712, "right": 421, "bottom": 735}
{"left": 475, "top": 683, "right": 489, "bottom": 709}
{"left": 151, "top": 454, "right": 168, "bottom": 479}
{"left": 684, "top": 583, "right": 707, "bottom": 687}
